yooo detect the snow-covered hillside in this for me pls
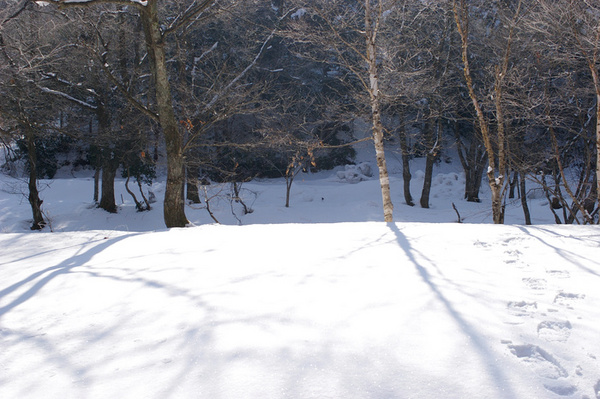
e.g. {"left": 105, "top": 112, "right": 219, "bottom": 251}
{"left": 1, "top": 146, "right": 599, "bottom": 398}
{"left": 0, "top": 144, "right": 561, "bottom": 233}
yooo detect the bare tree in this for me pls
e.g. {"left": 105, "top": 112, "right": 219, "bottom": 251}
{"left": 452, "top": 0, "right": 524, "bottom": 224}
{"left": 0, "top": 1, "right": 60, "bottom": 229}
{"left": 528, "top": 0, "right": 600, "bottom": 223}
{"left": 288, "top": 0, "right": 394, "bottom": 221}
{"left": 49, "top": 0, "right": 217, "bottom": 228}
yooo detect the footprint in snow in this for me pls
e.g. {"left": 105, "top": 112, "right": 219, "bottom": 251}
{"left": 507, "top": 344, "right": 578, "bottom": 395}
{"left": 507, "top": 301, "right": 537, "bottom": 316}
{"left": 501, "top": 236, "right": 526, "bottom": 246}
{"left": 554, "top": 292, "right": 585, "bottom": 308}
{"left": 522, "top": 277, "right": 547, "bottom": 290}
{"left": 508, "top": 344, "right": 568, "bottom": 380}
{"left": 537, "top": 320, "right": 572, "bottom": 342}
{"left": 546, "top": 270, "right": 571, "bottom": 279}
{"left": 503, "top": 249, "right": 525, "bottom": 266}
{"left": 543, "top": 383, "right": 578, "bottom": 397}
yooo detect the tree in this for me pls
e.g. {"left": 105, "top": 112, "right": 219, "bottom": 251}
{"left": 289, "top": 0, "right": 394, "bottom": 221}
{"left": 528, "top": 0, "right": 600, "bottom": 223}
{"left": 50, "top": 0, "right": 217, "bottom": 228}
{"left": 452, "top": 0, "right": 524, "bottom": 224}
{"left": 381, "top": 2, "right": 457, "bottom": 209}
{"left": 0, "top": 0, "right": 60, "bottom": 230}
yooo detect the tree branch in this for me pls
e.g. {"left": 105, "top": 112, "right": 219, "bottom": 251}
{"left": 50, "top": 0, "right": 147, "bottom": 8}
{"left": 163, "top": 0, "right": 216, "bottom": 37}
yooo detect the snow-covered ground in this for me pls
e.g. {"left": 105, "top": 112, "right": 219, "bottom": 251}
{"left": 1, "top": 144, "right": 599, "bottom": 398}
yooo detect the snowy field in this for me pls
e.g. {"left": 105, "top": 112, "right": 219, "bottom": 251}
{"left": 1, "top": 146, "right": 599, "bottom": 398}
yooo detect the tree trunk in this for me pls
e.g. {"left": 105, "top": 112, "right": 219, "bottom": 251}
{"left": 366, "top": 0, "right": 393, "bottom": 222}
{"left": 99, "top": 156, "right": 118, "bottom": 213}
{"left": 454, "top": 122, "right": 486, "bottom": 203}
{"left": 93, "top": 166, "right": 100, "bottom": 203}
{"left": 465, "top": 149, "right": 485, "bottom": 202}
{"left": 186, "top": 180, "right": 201, "bottom": 204}
{"left": 519, "top": 171, "right": 532, "bottom": 225}
{"left": 509, "top": 170, "right": 518, "bottom": 199}
{"left": 141, "top": 1, "right": 188, "bottom": 228}
{"left": 398, "top": 122, "right": 414, "bottom": 206}
{"left": 125, "top": 170, "right": 144, "bottom": 211}
{"left": 25, "top": 128, "right": 45, "bottom": 230}
{"left": 186, "top": 165, "right": 201, "bottom": 204}
{"left": 420, "top": 118, "right": 440, "bottom": 209}
{"left": 453, "top": 0, "right": 520, "bottom": 223}
{"left": 592, "top": 71, "right": 600, "bottom": 222}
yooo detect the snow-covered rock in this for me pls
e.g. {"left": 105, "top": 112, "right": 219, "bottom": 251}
{"left": 336, "top": 163, "right": 373, "bottom": 183}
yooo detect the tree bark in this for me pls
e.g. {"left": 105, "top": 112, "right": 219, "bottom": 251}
{"left": 186, "top": 180, "right": 201, "bottom": 204}
{"left": 366, "top": 0, "right": 393, "bottom": 222}
{"left": 99, "top": 155, "right": 118, "bottom": 213}
{"left": 186, "top": 164, "right": 201, "bottom": 204}
{"left": 420, "top": 118, "right": 440, "bottom": 209}
{"left": 453, "top": 0, "right": 521, "bottom": 224}
{"left": 519, "top": 171, "right": 532, "bottom": 225}
{"left": 454, "top": 122, "right": 485, "bottom": 202}
{"left": 25, "top": 128, "right": 46, "bottom": 230}
{"left": 398, "top": 122, "right": 414, "bottom": 206}
{"left": 93, "top": 166, "right": 100, "bottom": 203}
{"left": 591, "top": 68, "right": 600, "bottom": 222}
{"left": 141, "top": 1, "right": 189, "bottom": 227}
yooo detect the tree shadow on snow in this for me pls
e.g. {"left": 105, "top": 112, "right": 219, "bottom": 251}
{"left": 0, "top": 233, "right": 141, "bottom": 320}
{"left": 516, "top": 226, "right": 600, "bottom": 278}
{"left": 386, "top": 222, "right": 518, "bottom": 399}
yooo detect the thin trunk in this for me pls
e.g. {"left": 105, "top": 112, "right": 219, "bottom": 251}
{"left": 509, "top": 170, "right": 518, "bottom": 199}
{"left": 398, "top": 122, "right": 414, "bottom": 206}
{"left": 125, "top": 170, "right": 144, "bottom": 211}
{"left": 26, "top": 128, "right": 45, "bottom": 230}
{"left": 366, "top": 0, "right": 393, "bottom": 222}
{"left": 453, "top": 0, "right": 521, "bottom": 224}
{"left": 593, "top": 72, "right": 600, "bottom": 222}
{"left": 541, "top": 173, "right": 562, "bottom": 224}
{"left": 141, "top": 1, "right": 188, "bottom": 228}
{"left": 519, "top": 171, "right": 532, "bottom": 225}
{"left": 93, "top": 166, "right": 100, "bottom": 203}
{"left": 138, "top": 180, "right": 152, "bottom": 210}
{"left": 549, "top": 125, "right": 592, "bottom": 223}
{"left": 454, "top": 122, "right": 486, "bottom": 202}
{"left": 285, "top": 171, "right": 294, "bottom": 208}
{"left": 420, "top": 118, "right": 441, "bottom": 208}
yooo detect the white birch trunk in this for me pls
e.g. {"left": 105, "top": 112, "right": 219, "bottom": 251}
{"left": 366, "top": 0, "right": 393, "bottom": 222}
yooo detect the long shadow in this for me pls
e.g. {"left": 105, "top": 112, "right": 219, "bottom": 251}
{"left": 0, "top": 233, "right": 140, "bottom": 319}
{"left": 387, "top": 223, "right": 517, "bottom": 399}
{"left": 516, "top": 226, "right": 600, "bottom": 278}
{"left": 0, "top": 234, "right": 98, "bottom": 267}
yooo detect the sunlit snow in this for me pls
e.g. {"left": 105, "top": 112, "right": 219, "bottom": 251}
{"left": 1, "top": 145, "right": 599, "bottom": 399}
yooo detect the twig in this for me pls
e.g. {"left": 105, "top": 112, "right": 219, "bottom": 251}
{"left": 452, "top": 202, "right": 462, "bottom": 223}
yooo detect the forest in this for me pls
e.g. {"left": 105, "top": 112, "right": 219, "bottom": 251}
{"left": 1, "top": 0, "right": 599, "bottom": 229}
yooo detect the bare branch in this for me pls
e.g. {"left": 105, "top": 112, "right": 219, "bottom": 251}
{"left": 50, "top": 0, "right": 146, "bottom": 8}
{"left": 163, "top": 0, "right": 216, "bottom": 37}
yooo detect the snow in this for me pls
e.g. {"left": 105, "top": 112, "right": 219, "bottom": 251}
{"left": 291, "top": 8, "right": 307, "bottom": 20}
{"left": 1, "top": 145, "right": 599, "bottom": 398}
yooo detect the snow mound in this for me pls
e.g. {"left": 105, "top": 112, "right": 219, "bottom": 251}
{"left": 336, "top": 163, "right": 373, "bottom": 183}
